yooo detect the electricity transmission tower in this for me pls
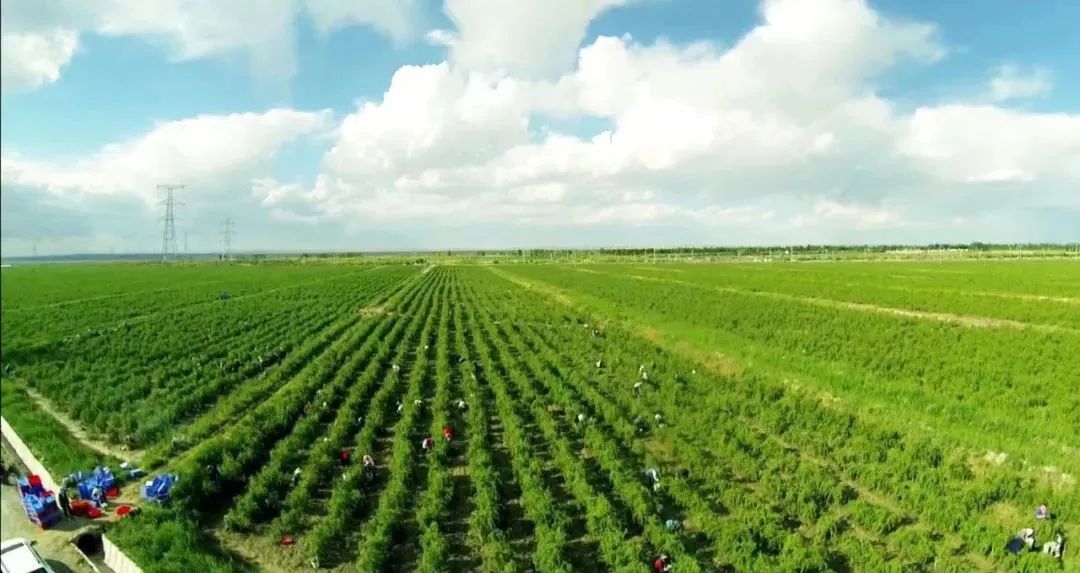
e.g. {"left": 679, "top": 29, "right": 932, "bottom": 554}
{"left": 220, "top": 218, "right": 235, "bottom": 261}
{"left": 158, "top": 184, "right": 184, "bottom": 262}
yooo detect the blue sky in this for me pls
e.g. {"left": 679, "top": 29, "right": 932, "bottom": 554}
{"left": 2, "top": 0, "right": 1078, "bottom": 255}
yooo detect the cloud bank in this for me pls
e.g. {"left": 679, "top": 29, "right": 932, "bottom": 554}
{"left": 3, "top": 0, "right": 1078, "bottom": 253}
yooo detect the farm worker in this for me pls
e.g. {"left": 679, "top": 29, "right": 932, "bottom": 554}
{"left": 443, "top": 425, "right": 456, "bottom": 441}
{"left": 644, "top": 468, "right": 660, "bottom": 484}
{"left": 357, "top": 416, "right": 363, "bottom": 425}
{"left": 206, "top": 464, "right": 220, "bottom": 485}
{"left": 362, "top": 455, "right": 375, "bottom": 469}
{"left": 1036, "top": 504, "right": 1050, "bottom": 520}
{"left": 414, "top": 399, "right": 423, "bottom": 406}
{"left": 291, "top": 467, "right": 302, "bottom": 486}
{"left": 595, "top": 358, "right": 603, "bottom": 369}
{"left": 392, "top": 364, "right": 401, "bottom": 373}
{"left": 576, "top": 413, "right": 587, "bottom": 424}
{"left": 340, "top": 449, "right": 351, "bottom": 467}
{"left": 639, "top": 364, "right": 646, "bottom": 374}
{"left": 457, "top": 399, "right": 468, "bottom": 411}
{"left": 91, "top": 485, "right": 107, "bottom": 509}
{"left": 633, "top": 382, "right": 644, "bottom": 396}
{"left": 396, "top": 401, "right": 405, "bottom": 415}
{"left": 57, "top": 487, "right": 73, "bottom": 519}
{"left": 422, "top": 436, "right": 435, "bottom": 452}
{"left": 1042, "top": 534, "right": 1064, "bottom": 558}
{"left": 1020, "top": 528, "right": 1036, "bottom": 549}
{"left": 664, "top": 519, "right": 683, "bottom": 532}
{"left": 653, "top": 554, "right": 672, "bottom": 572}
{"left": 654, "top": 413, "right": 664, "bottom": 427}
{"left": 634, "top": 417, "right": 648, "bottom": 434}
{"left": 642, "top": 371, "right": 649, "bottom": 382}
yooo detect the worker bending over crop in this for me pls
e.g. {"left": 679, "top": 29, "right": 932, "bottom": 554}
{"left": 1042, "top": 534, "right": 1064, "bottom": 559}
{"left": 422, "top": 436, "right": 435, "bottom": 453}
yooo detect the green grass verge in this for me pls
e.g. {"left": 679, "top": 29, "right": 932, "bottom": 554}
{"left": 0, "top": 379, "right": 118, "bottom": 477}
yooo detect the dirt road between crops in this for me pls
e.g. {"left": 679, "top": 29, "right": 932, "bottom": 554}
{"left": 1, "top": 437, "right": 103, "bottom": 573}
{"left": 22, "top": 387, "right": 138, "bottom": 461}
{"left": 0, "top": 483, "right": 101, "bottom": 573}
{"left": 572, "top": 265, "right": 1075, "bottom": 334}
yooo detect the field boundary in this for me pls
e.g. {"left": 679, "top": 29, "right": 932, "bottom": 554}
{"left": 0, "top": 415, "right": 59, "bottom": 492}
{"left": 3, "top": 415, "right": 145, "bottom": 573}
{"left": 22, "top": 386, "right": 137, "bottom": 461}
{"left": 102, "top": 534, "right": 143, "bottom": 573}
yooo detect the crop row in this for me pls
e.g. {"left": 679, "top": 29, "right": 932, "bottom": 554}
{"left": 611, "top": 262, "right": 1080, "bottom": 329}
{"left": 304, "top": 270, "right": 447, "bottom": 567}
{"left": 234, "top": 269, "right": 441, "bottom": 539}
{"left": 508, "top": 265, "right": 1080, "bottom": 471}
{"left": 487, "top": 267, "right": 1068, "bottom": 571}
{"left": 2, "top": 264, "right": 378, "bottom": 349}
{"left": 168, "top": 268, "right": 439, "bottom": 510}
{"left": 8, "top": 266, "right": 417, "bottom": 448}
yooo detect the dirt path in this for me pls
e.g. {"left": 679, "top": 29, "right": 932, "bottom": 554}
{"left": 22, "top": 386, "right": 138, "bottom": 462}
{"left": 0, "top": 483, "right": 99, "bottom": 573}
{"left": 1, "top": 438, "right": 109, "bottom": 573}
{"left": 575, "top": 266, "right": 1074, "bottom": 334}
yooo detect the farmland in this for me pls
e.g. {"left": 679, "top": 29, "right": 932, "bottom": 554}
{"left": 1, "top": 259, "right": 1076, "bottom": 572}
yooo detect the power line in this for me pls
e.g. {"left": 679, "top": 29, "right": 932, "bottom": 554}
{"left": 220, "top": 218, "right": 235, "bottom": 261}
{"left": 158, "top": 184, "right": 184, "bottom": 262}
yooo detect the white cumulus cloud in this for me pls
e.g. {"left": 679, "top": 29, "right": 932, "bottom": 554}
{"left": 6, "top": 0, "right": 1080, "bottom": 249}
{"left": 442, "top": 0, "right": 632, "bottom": 78}
{"left": 989, "top": 64, "right": 1052, "bottom": 102}
{"left": 0, "top": 0, "right": 422, "bottom": 91}
{"left": 0, "top": 28, "right": 79, "bottom": 90}
{"left": 3, "top": 109, "right": 332, "bottom": 202}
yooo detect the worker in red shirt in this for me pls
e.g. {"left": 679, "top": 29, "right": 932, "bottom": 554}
{"left": 442, "top": 424, "right": 455, "bottom": 441}
{"left": 653, "top": 554, "right": 672, "bottom": 572}
{"left": 339, "top": 448, "right": 351, "bottom": 467}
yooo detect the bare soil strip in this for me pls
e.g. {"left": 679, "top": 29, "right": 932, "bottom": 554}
{"left": 22, "top": 386, "right": 139, "bottom": 462}
{"left": 576, "top": 266, "right": 1075, "bottom": 334}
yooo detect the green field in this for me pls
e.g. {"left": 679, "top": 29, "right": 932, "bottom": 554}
{"left": 1, "top": 259, "right": 1075, "bottom": 572}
